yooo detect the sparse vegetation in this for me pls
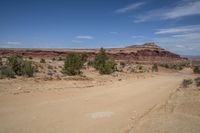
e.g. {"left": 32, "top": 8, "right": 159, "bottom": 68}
{"left": 52, "top": 57, "right": 56, "bottom": 61}
{"left": 48, "top": 65, "right": 53, "bottom": 69}
{"left": 7, "top": 55, "right": 24, "bottom": 75}
{"left": 152, "top": 64, "right": 158, "bottom": 72}
{"left": 120, "top": 61, "right": 126, "bottom": 68}
{"left": 62, "top": 53, "right": 85, "bottom": 76}
{"left": 4, "top": 55, "right": 35, "bottom": 77}
{"left": 0, "top": 57, "right": 2, "bottom": 66}
{"left": 0, "top": 66, "right": 15, "bottom": 78}
{"left": 98, "top": 59, "right": 117, "bottom": 74}
{"left": 21, "top": 60, "right": 35, "bottom": 77}
{"left": 195, "top": 77, "right": 200, "bottom": 87}
{"left": 159, "top": 63, "right": 185, "bottom": 70}
{"left": 94, "top": 48, "right": 116, "bottom": 74}
{"left": 28, "top": 56, "right": 33, "bottom": 60}
{"left": 193, "top": 66, "right": 200, "bottom": 74}
{"left": 40, "top": 58, "right": 46, "bottom": 63}
{"left": 58, "top": 57, "right": 63, "bottom": 61}
{"left": 182, "top": 79, "right": 193, "bottom": 88}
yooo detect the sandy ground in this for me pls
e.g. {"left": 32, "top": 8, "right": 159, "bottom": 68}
{"left": 0, "top": 71, "right": 199, "bottom": 133}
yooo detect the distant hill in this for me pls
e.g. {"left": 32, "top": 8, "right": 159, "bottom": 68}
{"left": 0, "top": 42, "right": 188, "bottom": 63}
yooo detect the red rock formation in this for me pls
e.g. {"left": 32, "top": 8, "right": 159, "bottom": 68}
{"left": 0, "top": 43, "right": 187, "bottom": 63}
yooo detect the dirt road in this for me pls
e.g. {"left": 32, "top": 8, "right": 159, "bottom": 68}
{"left": 0, "top": 73, "right": 193, "bottom": 133}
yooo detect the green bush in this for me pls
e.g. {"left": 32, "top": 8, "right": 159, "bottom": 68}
{"left": 0, "top": 57, "right": 2, "bottom": 66}
{"left": 94, "top": 48, "right": 116, "bottom": 74}
{"left": 182, "top": 79, "right": 193, "bottom": 88}
{"left": 62, "top": 53, "right": 85, "bottom": 76}
{"left": 0, "top": 66, "right": 15, "bottom": 78}
{"left": 7, "top": 55, "right": 24, "bottom": 75}
{"left": 6, "top": 55, "right": 35, "bottom": 77}
{"left": 40, "top": 58, "right": 46, "bottom": 63}
{"left": 99, "top": 59, "right": 117, "bottom": 74}
{"left": 28, "top": 56, "right": 33, "bottom": 60}
{"left": 120, "top": 61, "right": 125, "bottom": 67}
{"left": 152, "top": 64, "right": 158, "bottom": 72}
{"left": 48, "top": 65, "right": 53, "bottom": 69}
{"left": 193, "top": 66, "right": 200, "bottom": 74}
{"left": 21, "top": 60, "right": 35, "bottom": 77}
{"left": 94, "top": 48, "right": 108, "bottom": 70}
{"left": 58, "top": 57, "right": 63, "bottom": 61}
{"left": 195, "top": 77, "right": 200, "bottom": 87}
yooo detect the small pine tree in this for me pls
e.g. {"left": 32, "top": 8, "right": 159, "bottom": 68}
{"left": 99, "top": 59, "right": 117, "bottom": 74}
{"left": 94, "top": 48, "right": 116, "bottom": 74}
{"left": 94, "top": 48, "right": 108, "bottom": 70}
{"left": 62, "top": 53, "right": 85, "bottom": 76}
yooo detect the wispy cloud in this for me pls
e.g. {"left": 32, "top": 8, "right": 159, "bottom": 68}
{"left": 155, "top": 25, "right": 200, "bottom": 34}
{"left": 115, "top": 2, "right": 145, "bottom": 13}
{"left": 134, "top": 0, "right": 200, "bottom": 23}
{"left": 7, "top": 41, "right": 21, "bottom": 45}
{"left": 154, "top": 24, "right": 200, "bottom": 55}
{"left": 164, "top": 0, "right": 200, "bottom": 19}
{"left": 131, "top": 35, "right": 144, "bottom": 39}
{"left": 75, "top": 35, "right": 94, "bottom": 40}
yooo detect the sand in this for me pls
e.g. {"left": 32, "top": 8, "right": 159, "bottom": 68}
{"left": 0, "top": 72, "right": 199, "bottom": 133}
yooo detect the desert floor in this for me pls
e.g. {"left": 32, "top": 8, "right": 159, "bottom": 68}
{"left": 0, "top": 70, "right": 199, "bottom": 133}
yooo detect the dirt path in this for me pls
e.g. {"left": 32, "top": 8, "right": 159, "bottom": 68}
{"left": 0, "top": 73, "right": 192, "bottom": 133}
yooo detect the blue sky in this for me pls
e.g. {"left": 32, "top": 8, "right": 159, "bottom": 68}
{"left": 0, "top": 0, "right": 200, "bottom": 55}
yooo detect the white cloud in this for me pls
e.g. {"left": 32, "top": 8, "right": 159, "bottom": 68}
{"left": 163, "top": 0, "right": 200, "bottom": 19}
{"left": 134, "top": 0, "right": 200, "bottom": 23}
{"left": 115, "top": 2, "right": 145, "bottom": 13}
{"left": 155, "top": 25, "right": 200, "bottom": 34}
{"left": 176, "top": 45, "right": 185, "bottom": 48}
{"left": 154, "top": 24, "right": 200, "bottom": 55}
{"left": 131, "top": 35, "right": 144, "bottom": 39}
{"left": 7, "top": 41, "right": 21, "bottom": 45}
{"left": 75, "top": 35, "right": 94, "bottom": 40}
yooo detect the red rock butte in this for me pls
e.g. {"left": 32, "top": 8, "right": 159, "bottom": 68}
{"left": 0, "top": 42, "right": 188, "bottom": 63}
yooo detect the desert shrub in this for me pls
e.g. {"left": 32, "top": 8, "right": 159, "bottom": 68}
{"left": 182, "top": 79, "right": 193, "bottom": 88}
{"left": 7, "top": 55, "right": 24, "bottom": 75}
{"left": 152, "top": 64, "right": 158, "bottom": 72}
{"left": 21, "top": 60, "right": 35, "bottom": 77}
{"left": 159, "top": 63, "right": 184, "bottom": 70}
{"left": 52, "top": 57, "right": 56, "bottom": 61}
{"left": 87, "top": 60, "right": 94, "bottom": 66}
{"left": 193, "top": 66, "right": 200, "bottom": 74}
{"left": 99, "top": 59, "right": 117, "bottom": 74}
{"left": 28, "top": 56, "right": 33, "bottom": 60}
{"left": 80, "top": 53, "right": 88, "bottom": 62}
{"left": 48, "top": 65, "right": 53, "bottom": 69}
{"left": 58, "top": 57, "right": 63, "bottom": 61}
{"left": 94, "top": 48, "right": 109, "bottom": 70}
{"left": 0, "top": 57, "right": 2, "bottom": 66}
{"left": 195, "top": 77, "right": 200, "bottom": 87}
{"left": 94, "top": 48, "right": 116, "bottom": 74}
{"left": 120, "top": 61, "right": 125, "bottom": 67}
{"left": 62, "top": 53, "right": 85, "bottom": 76}
{"left": 0, "top": 66, "right": 15, "bottom": 78}
{"left": 138, "top": 65, "right": 143, "bottom": 70}
{"left": 40, "top": 58, "right": 46, "bottom": 63}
